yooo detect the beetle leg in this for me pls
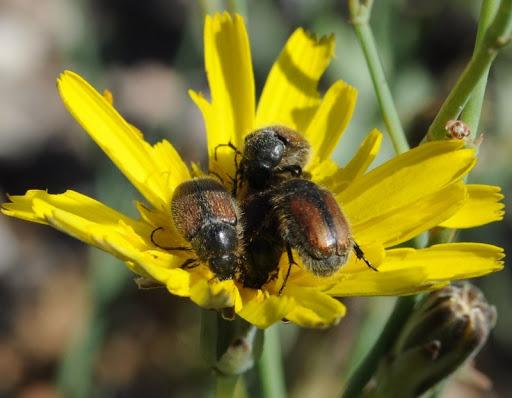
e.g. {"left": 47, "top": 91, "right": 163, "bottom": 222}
{"left": 279, "top": 245, "right": 296, "bottom": 295}
{"left": 353, "top": 241, "right": 378, "bottom": 272}
{"left": 209, "top": 171, "right": 225, "bottom": 184}
{"left": 276, "top": 165, "right": 302, "bottom": 177}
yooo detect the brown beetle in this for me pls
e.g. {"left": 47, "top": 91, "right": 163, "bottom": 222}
{"left": 270, "top": 178, "right": 376, "bottom": 280}
{"left": 214, "top": 125, "right": 310, "bottom": 195}
{"left": 233, "top": 126, "right": 376, "bottom": 292}
{"left": 239, "top": 125, "right": 311, "bottom": 191}
{"left": 152, "top": 177, "right": 244, "bottom": 280}
{"left": 214, "top": 126, "right": 376, "bottom": 291}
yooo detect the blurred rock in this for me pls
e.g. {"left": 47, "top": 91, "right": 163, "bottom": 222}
{"left": 0, "top": 0, "right": 84, "bottom": 157}
{"left": 0, "top": 216, "right": 19, "bottom": 274}
{"left": 110, "top": 63, "right": 187, "bottom": 128}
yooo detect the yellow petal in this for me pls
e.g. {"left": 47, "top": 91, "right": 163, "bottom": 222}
{"left": 102, "top": 231, "right": 184, "bottom": 281}
{"left": 327, "top": 243, "right": 503, "bottom": 297}
{"left": 238, "top": 291, "right": 294, "bottom": 329}
{"left": 189, "top": 276, "right": 242, "bottom": 310}
{"left": 283, "top": 285, "right": 346, "bottom": 328}
{"left": 58, "top": 71, "right": 190, "bottom": 211}
{"left": 307, "top": 159, "right": 340, "bottom": 185}
{"left": 2, "top": 190, "right": 186, "bottom": 285}
{"left": 440, "top": 184, "right": 505, "bottom": 228}
{"left": 314, "top": 129, "right": 382, "bottom": 193}
{"left": 166, "top": 268, "right": 192, "bottom": 297}
{"left": 383, "top": 243, "right": 504, "bottom": 280}
{"left": 191, "top": 12, "right": 255, "bottom": 175}
{"left": 2, "top": 189, "right": 143, "bottom": 237}
{"left": 304, "top": 81, "right": 357, "bottom": 160}
{"left": 352, "top": 182, "right": 467, "bottom": 248}
{"left": 256, "top": 28, "right": 335, "bottom": 133}
{"left": 339, "top": 140, "right": 475, "bottom": 226}
{"left": 326, "top": 267, "right": 438, "bottom": 297}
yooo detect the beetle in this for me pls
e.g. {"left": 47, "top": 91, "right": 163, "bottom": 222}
{"left": 151, "top": 177, "right": 244, "bottom": 280}
{"left": 239, "top": 125, "right": 311, "bottom": 191}
{"left": 214, "top": 125, "right": 311, "bottom": 195}
{"left": 270, "top": 178, "right": 376, "bottom": 286}
{"left": 237, "top": 127, "right": 377, "bottom": 292}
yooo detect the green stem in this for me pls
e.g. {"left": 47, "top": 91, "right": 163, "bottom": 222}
{"left": 56, "top": 310, "right": 105, "bottom": 398}
{"left": 426, "top": 0, "right": 512, "bottom": 141}
{"left": 343, "top": 3, "right": 509, "bottom": 398}
{"left": 226, "top": 0, "right": 248, "bottom": 17}
{"left": 199, "top": 0, "right": 223, "bottom": 15}
{"left": 259, "top": 325, "right": 287, "bottom": 398}
{"left": 216, "top": 375, "right": 240, "bottom": 398}
{"left": 341, "top": 296, "right": 416, "bottom": 398}
{"left": 460, "top": 0, "right": 500, "bottom": 135}
{"left": 341, "top": 3, "right": 418, "bottom": 397}
{"left": 349, "top": 0, "right": 409, "bottom": 154}
{"left": 201, "top": 310, "right": 264, "bottom": 396}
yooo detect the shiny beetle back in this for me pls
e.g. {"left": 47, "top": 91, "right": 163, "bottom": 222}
{"left": 171, "top": 177, "right": 244, "bottom": 280}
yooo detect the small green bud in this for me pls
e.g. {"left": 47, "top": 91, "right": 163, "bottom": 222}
{"left": 367, "top": 283, "right": 496, "bottom": 398}
{"left": 200, "top": 310, "right": 264, "bottom": 376}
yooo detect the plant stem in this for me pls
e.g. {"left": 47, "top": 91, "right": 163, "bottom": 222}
{"left": 216, "top": 375, "right": 240, "bottom": 398}
{"left": 259, "top": 325, "right": 287, "bottom": 398}
{"left": 349, "top": 0, "right": 409, "bottom": 154}
{"left": 201, "top": 310, "right": 264, "bottom": 396}
{"left": 341, "top": 296, "right": 417, "bottom": 398}
{"left": 341, "top": 3, "right": 418, "bottom": 397}
{"left": 426, "top": 0, "right": 512, "bottom": 141}
{"left": 226, "top": 0, "right": 248, "bottom": 18}
{"left": 459, "top": 0, "right": 500, "bottom": 136}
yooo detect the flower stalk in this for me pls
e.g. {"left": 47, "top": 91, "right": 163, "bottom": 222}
{"left": 459, "top": 0, "right": 500, "bottom": 135}
{"left": 259, "top": 325, "right": 287, "bottom": 398}
{"left": 343, "top": 2, "right": 417, "bottom": 396}
{"left": 426, "top": 0, "right": 512, "bottom": 141}
{"left": 343, "top": 2, "right": 506, "bottom": 397}
{"left": 201, "top": 310, "right": 263, "bottom": 397}
{"left": 348, "top": 0, "right": 410, "bottom": 154}
{"left": 341, "top": 295, "right": 417, "bottom": 398}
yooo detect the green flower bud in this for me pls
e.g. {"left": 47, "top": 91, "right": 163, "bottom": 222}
{"left": 200, "top": 310, "right": 264, "bottom": 376}
{"left": 367, "top": 283, "right": 496, "bottom": 398}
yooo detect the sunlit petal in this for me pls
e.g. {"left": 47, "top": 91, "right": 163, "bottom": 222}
{"left": 440, "top": 184, "right": 505, "bottom": 228}
{"left": 58, "top": 71, "right": 190, "bottom": 211}
{"left": 256, "top": 28, "right": 335, "bottom": 133}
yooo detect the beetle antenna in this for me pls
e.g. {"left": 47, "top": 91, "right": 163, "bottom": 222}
{"left": 150, "top": 227, "right": 192, "bottom": 251}
{"left": 214, "top": 141, "right": 241, "bottom": 161}
{"left": 214, "top": 142, "right": 242, "bottom": 195}
{"left": 180, "top": 258, "right": 199, "bottom": 270}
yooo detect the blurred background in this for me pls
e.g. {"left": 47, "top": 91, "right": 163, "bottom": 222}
{"left": 0, "top": 0, "right": 510, "bottom": 397}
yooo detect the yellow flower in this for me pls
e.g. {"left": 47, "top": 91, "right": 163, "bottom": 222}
{"left": 1, "top": 13, "right": 505, "bottom": 329}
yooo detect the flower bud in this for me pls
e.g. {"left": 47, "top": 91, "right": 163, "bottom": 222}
{"left": 200, "top": 310, "right": 264, "bottom": 376}
{"left": 367, "top": 283, "right": 496, "bottom": 397}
